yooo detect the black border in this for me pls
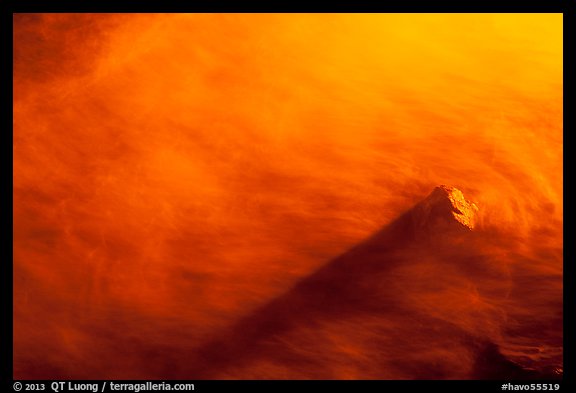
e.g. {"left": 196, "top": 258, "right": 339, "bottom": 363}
{"left": 4, "top": 1, "right": 569, "bottom": 13}
{"left": 3, "top": 1, "right": 572, "bottom": 392}
{"left": 2, "top": 0, "right": 14, "bottom": 386}
{"left": 562, "top": 1, "right": 574, "bottom": 390}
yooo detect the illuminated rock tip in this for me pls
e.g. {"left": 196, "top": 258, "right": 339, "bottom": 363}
{"left": 414, "top": 185, "right": 479, "bottom": 233}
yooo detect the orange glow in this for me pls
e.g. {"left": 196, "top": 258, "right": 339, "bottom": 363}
{"left": 13, "top": 13, "right": 562, "bottom": 379}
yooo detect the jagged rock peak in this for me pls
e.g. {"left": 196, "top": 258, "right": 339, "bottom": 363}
{"left": 432, "top": 185, "right": 478, "bottom": 229}
{"left": 414, "top": 185, "right": 479, "bottom": 232}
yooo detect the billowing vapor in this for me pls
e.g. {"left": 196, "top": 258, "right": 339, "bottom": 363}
{"left": 13, "top": 13, "right": 562, "bottom": 379}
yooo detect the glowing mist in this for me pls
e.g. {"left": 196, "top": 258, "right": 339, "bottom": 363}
{"left": 13, "top": 13, "right": 562, "bottom": 379}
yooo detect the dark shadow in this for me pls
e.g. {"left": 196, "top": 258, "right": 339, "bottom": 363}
{"left": 162, "top": 192, "right": 429, "bottom": 377}
{"left": 156, "top": 186, "right": 555, "bottom": 379}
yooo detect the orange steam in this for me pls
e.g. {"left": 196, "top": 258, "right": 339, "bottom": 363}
{"left": 13, "top": 13, "right": 562, "bottom": 379}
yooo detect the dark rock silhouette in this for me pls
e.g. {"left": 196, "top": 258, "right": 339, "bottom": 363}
{"left": 156, "top": 186, "right": 554, "bottom": 379}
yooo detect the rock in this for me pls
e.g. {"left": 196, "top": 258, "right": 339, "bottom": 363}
{"left": 411, "top": 185, "right": 478, "bottom": 237}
